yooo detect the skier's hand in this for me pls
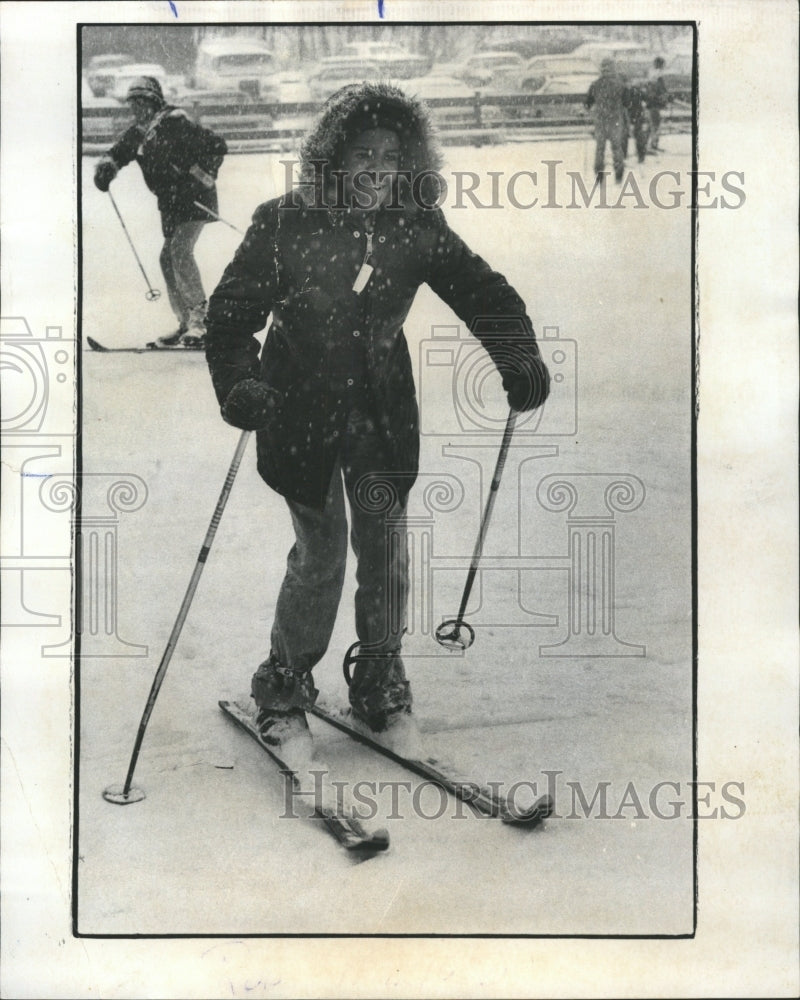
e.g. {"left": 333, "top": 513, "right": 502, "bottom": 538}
{"left": 94, "top": 159, "right": 118, "bottom": 192}
{"left": 222, "top": 378, "right": 283, "bottom": 431}
{"left": 505, "top": 352, "right": 551, "bottom": 412}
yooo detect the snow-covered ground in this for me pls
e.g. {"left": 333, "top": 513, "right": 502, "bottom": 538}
{"left": 78, "top": 133, "right": 695, "bottom": 935}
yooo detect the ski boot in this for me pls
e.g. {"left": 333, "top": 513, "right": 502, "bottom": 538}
{"left": 180, "top": 301, "right": 207, "bottom": 349}
{"left": 147, "top": 322, "right": 187, "bottom": 350}
{"left": 251, "top": 655, "right": 318, "bottom": 771}
{"left": 347, "top": 645, "right": 423, "bottom": 759}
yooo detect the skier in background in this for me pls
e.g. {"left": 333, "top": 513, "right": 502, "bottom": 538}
{"left": 93, "top": 76, "right": 227, "bottom": 348}
{"left": 621, "top": 73, "right": 650, "bottom": 165}
{"left": 585, "top": 58, "right": 627, "bottom": 183}
{"left": 204, "top": 82, "right": 550, "bottom": 762}
{"left": 645, "top": 56, "right": 669, "bottom": 153}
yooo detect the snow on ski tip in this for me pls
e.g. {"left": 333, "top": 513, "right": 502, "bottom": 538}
{"left": 310, "top": 700, "right": 554, "bottom": 828}
{"left": 219, "top": 699, "right": 390, "bottom": 856}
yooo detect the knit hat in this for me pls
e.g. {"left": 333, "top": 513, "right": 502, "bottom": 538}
{"left": 126, "top": 76, "right": 165, "bottom": 105}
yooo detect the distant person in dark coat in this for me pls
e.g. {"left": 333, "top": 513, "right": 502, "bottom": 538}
{"left": 646, "top": 56, "right": 669, "bottom": 152}
{"left": 585, "top": 58, "right": 626, "bottom": 182}
{"left": 93, "top": 76, "right": 227, "bottom": 348}
{"left": 204, "top": 82, "right": 550, "bottom": 761}
{"left": 621, "top": 75, "right": 649, "bottom": 164}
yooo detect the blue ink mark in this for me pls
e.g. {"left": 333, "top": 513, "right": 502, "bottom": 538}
{"left": 378, "top": 0, "right": 385, "bottom": 17}
{"left": 22, "top": 472, "right": 53, "bottom": 478}
{"left": 168, "top": 0, "right": 178, "bottom": 16}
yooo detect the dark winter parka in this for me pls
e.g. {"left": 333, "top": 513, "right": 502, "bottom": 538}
{"left": 105, "top": 106, "right": 227, "bottom": 235}
{"left": 585, "top": 63, "right": 626, "bottom": 127}
{"left": 205, "top": 83, "right": 544, "bottom": 510}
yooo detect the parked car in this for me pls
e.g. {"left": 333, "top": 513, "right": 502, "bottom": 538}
{"left": 476, "top": 38, "right": 552, "bottom": 60}
{"left": 191, "top": 37, "right": 279, "bottom": 99}
{"left": 170, "top": 88, "right": 274, "bottom": 136}
{"left": 662, "top": 52, "right": 693, "bottom": 95}
{"left": 537, "top": 72, "right": 597, "bottom": 96}
{"left": 401, "top": 75, "right": 475, "bottom": 125}
{"left": 477, "top": 34, "right": 587, "bottom": 59}
{"left": 81, "top": 75, "right": 118, "bottom": 105}
{"left": 81, "top": 76, "right": 123, "bottom": 142}
{"left": 404, "top": 74, "right": 473, "bottom": 101}
{"left": 307, "top": 58, "right": 381, "bottom": 102}
{"left": 569, "top": 41, "right": 654, "bottom": 81}
{"left": 457, "top": 51, "right": 525, "bottom": 91}
{"left": 519, "top": 55, "right": 597, "bottom": 91}
{"left": 533, "top": 73, "right": 597, "bottom": 117}
{"left": 105, "top": 62, "right": 170, "bottom": 102}
{"left": 268, "top": 70, "right": 313, "bottom": 104}
{"left": 85, "top": 53, "right": 134, "bottom": 96}
{"left": 570, "top": 41, "right": 652, "bottom": 64}
{"left": 176, "top": 88, "right": 255, "bottom": 111}
{"left": 339, "top": 42, "right": 431, "bottom": 79}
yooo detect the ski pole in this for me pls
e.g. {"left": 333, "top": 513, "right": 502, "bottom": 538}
{"left": 106, "top": 189, "right": 161, "bottom": 301}
{"left": 192, "top": 200, "right": 245, "bottom": 235}
{"left": 435, "top": 408, "right": 518, "bottom": 652}
{"left": 168, "top": 162, "right": 245, "bottom": 235}
{"left": 104, "top": 429, "right": 252, "bottom": 805}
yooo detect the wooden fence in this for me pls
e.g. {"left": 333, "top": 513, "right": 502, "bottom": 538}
{"left": 82, "top": 90, "right": 692, "bottom": 155}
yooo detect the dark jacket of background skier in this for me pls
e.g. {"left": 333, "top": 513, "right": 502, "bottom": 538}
{"left": 205, "top": 82, "right": 546, "bottom": 510}
{"left": 645, "top": 74, "right": 669, "bottom": 110}
{"left": 105, "top": 106, "right": 227, "bottom": 233}
{"left": 585, "top": 61, "right": 626, "bottom": 127}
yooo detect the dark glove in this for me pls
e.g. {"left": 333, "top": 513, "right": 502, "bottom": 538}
{"left": 505, "top": 351, "right": 551, "bottom": 412}
{"left": 94, "top": 159, "right": 118, "bottom": 192}
{"left": 221, "top": 378, "right": 282, "bottom": 431}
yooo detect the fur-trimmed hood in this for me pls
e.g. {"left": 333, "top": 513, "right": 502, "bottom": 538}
{"left": 296, "top": 81, "right": 443, "bottom": 208}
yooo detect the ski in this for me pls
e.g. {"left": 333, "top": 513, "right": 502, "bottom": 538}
{"left": 310, "top": 701, "right": 553, "bottom": 828}
{"left": 219, "top": 699, "right": 390, "bottom": 856}
{"left": 86, "top": 336, "right": 204, "bottom": 354}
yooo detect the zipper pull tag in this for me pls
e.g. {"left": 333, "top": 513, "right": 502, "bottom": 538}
{"left": 353, "top": 229, "right": 375, "bottom": 293}
{"left": 352, "top": 262, "right": 373, "bottom": 294}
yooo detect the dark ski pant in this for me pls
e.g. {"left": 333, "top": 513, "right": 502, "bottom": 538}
{"left": 623, "top": 117, "right": 649, "bottom": 163}
{"left": 265, "top": 408, "right": 411, "bottom": 715}
{"left": 594, "top": 118, "right": 626, "bottom": 179}
{"left": 648, "top": 107, "right": 662, "bottom": 149}
{"left": 159, "top": 219, "right": 206, "bottom": 328}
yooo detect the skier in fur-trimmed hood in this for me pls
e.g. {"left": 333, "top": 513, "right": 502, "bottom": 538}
{"left": 204, "top": 81, "right": 550, "bottom": 760}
